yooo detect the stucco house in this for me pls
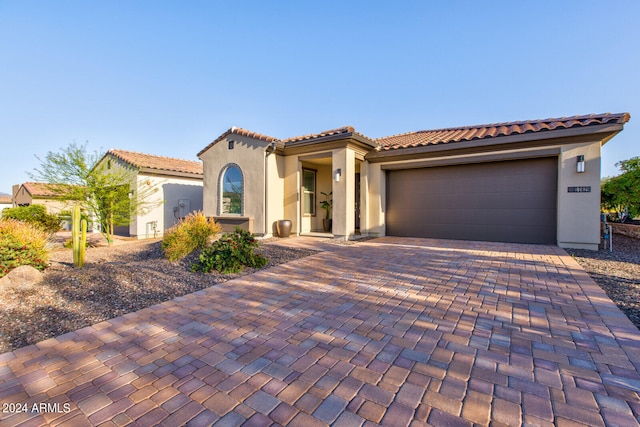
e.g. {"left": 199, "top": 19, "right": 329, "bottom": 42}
{"left": 11, "top": 182, "right": 77, "bottom": 215}
{"left": 198, "top": 112, "right": 629, "bottom": 250}
{"left": 97, "top": 149, "right": 203, "bottom": 238}
{"left": 0, "top": 195, "right": 12, "bottom": 215}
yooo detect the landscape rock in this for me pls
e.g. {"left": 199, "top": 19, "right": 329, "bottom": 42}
{"left": 0, "top": 265, "right": 44, "bottom": 291}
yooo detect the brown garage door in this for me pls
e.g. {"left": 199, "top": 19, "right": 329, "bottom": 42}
{"left": 386, "top": 157, "right": 557, "bottom": 244}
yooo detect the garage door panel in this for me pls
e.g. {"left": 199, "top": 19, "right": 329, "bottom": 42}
{"left": 386, "top": 158, "right": 558, "bottom": 244}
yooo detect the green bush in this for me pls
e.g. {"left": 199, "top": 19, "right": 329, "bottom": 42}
{"left": 192, "top": 227, "right": 268, "bottom": 274}
{"left": 0, "top": 219, "right": 49, "bottom": 278}
{"left": 162, "top": 211, "right": 221, "bottom": 262}
{"left": 2, "top": 205, "right": 61, "bottom": 235}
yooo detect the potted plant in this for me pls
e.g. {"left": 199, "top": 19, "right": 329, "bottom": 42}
{"left": 320, "top": 191, "right": 332, "bottom": 232}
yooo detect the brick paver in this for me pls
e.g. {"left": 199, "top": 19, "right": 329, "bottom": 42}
{"left": 1, "top": 237, "right": 640, "bottom": 425}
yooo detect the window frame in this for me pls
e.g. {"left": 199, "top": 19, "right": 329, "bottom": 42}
{"left": 219, "top": 164, "right": 244, "bottom": 216}
{"left": 302, "top": 168, "right": 316, "bottom": 217}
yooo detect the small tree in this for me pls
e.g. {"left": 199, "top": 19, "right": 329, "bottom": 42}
{"left": 29, "top": 142, "right": 159, "bottom": 245}
{"left": 320, "top": 191, "right": 332, "bottom": 220}
{"left": 601, "top": 156, "right": 640, "bottom": 219}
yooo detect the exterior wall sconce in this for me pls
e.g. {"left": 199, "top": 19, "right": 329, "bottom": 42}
{"left": 334, "top": 168, "right": 342, "bottom": 182}
{"left": 576, "top": 155, "right": 585, "bottom": 173}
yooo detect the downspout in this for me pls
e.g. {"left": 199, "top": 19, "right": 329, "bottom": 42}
{"left": 264, "top": 142, "right": 276, "bottom": 237}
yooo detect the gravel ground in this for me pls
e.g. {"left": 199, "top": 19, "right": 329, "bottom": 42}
{"left": 566, "top": 233, "right": 640, "bottom": 330}
{"left": 0, "top": 239, "right": 318, "bottom": 353}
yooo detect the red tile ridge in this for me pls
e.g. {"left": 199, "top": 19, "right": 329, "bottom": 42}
{"left": 227, "top": 126, "right": 279, "bottom": 142}
{"left": 282, "top": 126, "right": 356, "bottom": 144}
{"left": 20, "top": 182, "right": 77, "bottom": 198}
{"left": 108, "top": 149, "right": 203, "bottom": 175}
{"left": 375, "top": 112, "right": 630, "bottom": 151}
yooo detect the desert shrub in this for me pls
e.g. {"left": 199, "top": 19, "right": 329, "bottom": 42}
{"left": 0, "top": 219, "right": 49, "bottom": 278}
{"left": 162, "top": 211, "right": 221, "bottom": 262}
{"left": 192, "top": 227, "right": 268, "bottom": 274}
{"left": 2, "top": 205, "right": 61, "bottom": 235}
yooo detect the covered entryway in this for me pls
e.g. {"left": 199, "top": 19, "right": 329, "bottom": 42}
{"left": 385, "top": 157, "right": 558, "bottom": 244}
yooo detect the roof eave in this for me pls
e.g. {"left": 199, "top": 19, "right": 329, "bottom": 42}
{"left": 366, "top": 122, "right": 625, "bottom": 163}
{"left": 198, "top": 128, "right": 279, "bottom": 158}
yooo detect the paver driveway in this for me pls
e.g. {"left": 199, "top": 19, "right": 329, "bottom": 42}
{"left": 1, "top": 237, "right": 639, "bottom": 426}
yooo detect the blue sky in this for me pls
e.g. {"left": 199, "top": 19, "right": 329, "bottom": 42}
{"left": 1, "top": 1, "right": 638, "bottom": 194}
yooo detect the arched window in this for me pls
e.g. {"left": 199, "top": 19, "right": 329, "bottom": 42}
{"left": 220, "top": 164, "right": 243, "bottom": 215}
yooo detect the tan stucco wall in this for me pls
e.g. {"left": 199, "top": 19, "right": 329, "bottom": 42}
{"left": 362, "top": 162, "right": 385, "bottom": 237}
{"left": 12, "top": 186, "right": 72, "bottom": 215}
{"left": 37, "top": 199, "right": 73, "bottom": 216}
{"left": 332, "top": 148, "right": 356, "bottom": 239}
{"left": 200, "top": 135, "right": 277, "bottom": 236}
{"left": 265, "top": 152, "right": 285, "bottom": 237}
{"left": 283, "top": 155, "right": 300, "bottom": 235}
{"left": 557, "top": 141, "right": 603, "bottom": 250}
{"left": 367, "top": 141, "right": 606, "bottom": 249}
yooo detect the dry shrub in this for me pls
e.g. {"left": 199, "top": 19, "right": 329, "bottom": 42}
{"left": 0, "top": 218, "right": 49, "bottom": 277}
{"left": 162, "top": 211, "right": 221, "bottom": 262}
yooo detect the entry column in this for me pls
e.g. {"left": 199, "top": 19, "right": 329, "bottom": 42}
{"left": 332, "top": 148, "right": 355, "bottom": 240}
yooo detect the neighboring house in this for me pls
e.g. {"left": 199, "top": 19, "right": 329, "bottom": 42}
{"left": 96, "top": 149, "right": 203, "bottom": 238}
{"left": 198, "top": 112, "right": 630, "bottom": 250}
{"left": 11, "top": 182, "right": 77, "bottom": 215}
{"left": 0, "top": 195, "right": 12, "bottom": 216}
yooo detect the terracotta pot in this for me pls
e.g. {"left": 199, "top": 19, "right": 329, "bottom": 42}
{"left": 322, "top": 219, "right": 332, "bottom": 232}
{"left": 276, "top": 219, "right": 292, "bottom": 238}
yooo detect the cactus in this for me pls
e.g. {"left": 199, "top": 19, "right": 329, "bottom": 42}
{"left": 72, "top": 204, "right": 87, "bottom": 268}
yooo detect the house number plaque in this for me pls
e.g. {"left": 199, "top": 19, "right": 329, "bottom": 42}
{"left": 568, "top": 186, "right": 591, "bottom": 193}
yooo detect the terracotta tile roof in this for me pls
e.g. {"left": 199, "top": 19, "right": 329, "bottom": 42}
{"left": 282, "top": 126, "right": 356, "bottom": 144}
{"left": 375, "top": 112, "right": 631, "bottom": 151}
{"left": 21, "top": 182, "right": 76, "bottom": 198}
{"left": 198, "top": 127, "right": 278, "bottom": 157}
{"left": 0, "top": 196, "right": 12, "bottom": 204}
{"left": 108, "top": 149, "right": 203, "bottom": 176}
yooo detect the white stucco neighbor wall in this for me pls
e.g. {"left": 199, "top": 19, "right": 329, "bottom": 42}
{"left": 0, "top": 202, "right": 13, "bottom": 216}
{"left": 129, "top": 174, "right": 203, "bottom": 238}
